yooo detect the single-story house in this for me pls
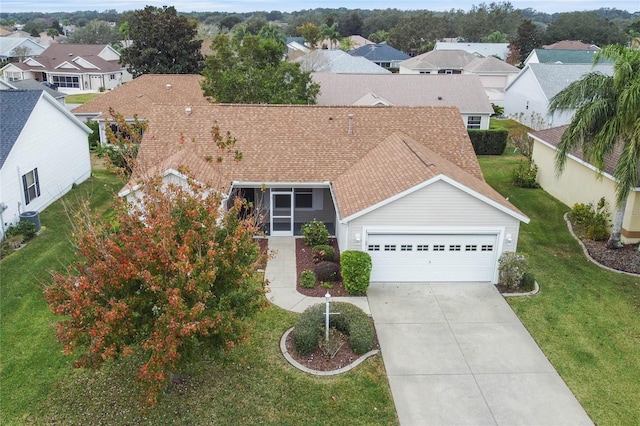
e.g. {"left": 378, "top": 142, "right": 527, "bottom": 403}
{"left": 348, "top": 43, "right": 410, "bottom": 69}
{"left": 0, "top": 78, "right": 67, "bottom": 105}
{"left": 434, "top": 42, "right": 510, "bottom": 61}
{"left": 523, "top": 49, "right": 605, "bottom": 66}
{"left": 530, "top": 125, "right": 639, "bottom": 244}
{"left": 0, "top": 90, "right": 92, "bottom": 239}
{"left": 0, "top": 43, "right": 133, "bottom": 94}
{"left": 398, "top": 50, "right": 520, "bottom": 105}
{"left": 0, "top": 37, "right": 46, "bottom": 61}
{"left": 542, "top": 40, "right": 600, "bottom": 51}
{"left": 295, "top": 50, "right": 391, "bottom": 74}
{"left": 123, "top": 104, "right": 529, "bottom": 283}
{"left": 72, "top": 74, "right": 210, "bottom": 143}
{"left": 504, "top": 63, "right": 613, "bottom": 130}
{"left": 312, "top": 73, "right": 493, "bottom": 130}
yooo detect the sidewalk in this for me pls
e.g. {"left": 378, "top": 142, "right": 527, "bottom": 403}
{"left": 263, "top": 237, "right": 370, "bottom": 314}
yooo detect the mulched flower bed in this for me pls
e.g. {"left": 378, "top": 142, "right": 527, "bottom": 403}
{"left": 284, "top": 321, "right": 380, "bottom": 372}
{"left": 295, "top": 238, "right": 351, "bottom": 297}
{"left": 579, "top": 237, "right": 640, "bottom": 274}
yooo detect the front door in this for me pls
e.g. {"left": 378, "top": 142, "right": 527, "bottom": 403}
{"left": 270, "top": 189, "right": 293, "bottom": 236}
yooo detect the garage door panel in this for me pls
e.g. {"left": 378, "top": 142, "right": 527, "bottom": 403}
{"left": 367, "top": 233, "right": 498, "bottom": 282}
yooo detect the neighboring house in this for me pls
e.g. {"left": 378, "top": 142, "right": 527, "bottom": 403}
{"left": 0, "top": 44, "right": 133, "bottom": 94}
{"left": 0, "top": 78, "right": 67, "bottom": 106}
{"left": 530, "top": 125, "right": 639, "bottom": 243}
{"left": 0, "top": 37, "right": 45, "bottom": 61}
{"left": 295, "top": 50, "right": 391, "bottom": 74}
{"left": 524, "top": 49, "right": 604, "bottom": 66}
{"left": 504, "top": 63, "right": 613, "bottom": 129}
{"left": 72, "top": 74, "right": 209, "bottom": 144}
{"left": 435, "top": 42, "right": 510, "bottom": 61}
{"left": 122, "top": 104, "right": 529, "bottom": 283}
{"left": 312, "top": 73, "right": 493, "bottom": 130}
{"left": 398, "top": 50, "right": 520, "bottom": 105}
{"left": 348, "top": 43, "right": 410, "bottom": 69}
{"left": 318, "top": 35, "right": 374, "bottom": 51}
{"left": 0, "top": 90, "right": 92, "bottom": 239}
{"left": 542, "top": 40, "right": 600, "bottom": 50}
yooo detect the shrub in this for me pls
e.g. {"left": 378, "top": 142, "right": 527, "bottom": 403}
{"left": 340, "top": 250, "right": 372, "bottom": 295}
{"left": 520, "top": 271, "right": 536, "bottom": 292}
{"left": 511, "top": 160, "right": 540, "bottom": 188}
{"left": 568, "top": 198, "right": 611, "bottom": 241}
{"left": 300, "top": 270, "right": 317, "bottom": 288}
{"left": 291, "top": 302, "right": 374, "bottom": 356}
{"left": 498, "top": 252, "right": 529, "bottom": 289}
{"left": 291, "top": 304, "right": 324, "bottom": 355}
{"left": 468, "top": 130, "right": 508, "bottom": 155}
{"left": 491, "top": 103, "right": 505, "bottom": 116}
{"left": 312, "top": 244, "right": 335, "bottom": 263}
{"left": 5, "top": 221, "right": 37, "bottom": 241}
{"left": 301, "top": 220, "right": 329, "bottom": 247}
{"left": 314, "top": 261, "right": 340, "bottom": 282}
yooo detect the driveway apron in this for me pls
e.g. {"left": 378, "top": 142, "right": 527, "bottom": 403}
{"left": 367, "top": 283, "right": 593, "bottom": 426}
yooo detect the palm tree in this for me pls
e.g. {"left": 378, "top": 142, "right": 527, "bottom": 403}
{"left": 320, "top": 23, "right": 340, "bottom": 50}
{"left": 549, "top": 45, "right": 640, "bottom": 249}
{"left": 258, "top": 24, "right": 286, "bottom": 47}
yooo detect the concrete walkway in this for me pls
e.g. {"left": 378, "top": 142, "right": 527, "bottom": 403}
{"left": 264, "top": 237, "right": 370, "bottom": 314}
{"left": 264, "top": 237, "right": 593, "bottom": 425}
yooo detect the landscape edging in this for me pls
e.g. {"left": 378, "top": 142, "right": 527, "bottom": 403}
{"left": 564, "top": 212, "right": 640, "bottom": 278}
{"left": 279, "top": 327, "right": 379, "bottom": 376}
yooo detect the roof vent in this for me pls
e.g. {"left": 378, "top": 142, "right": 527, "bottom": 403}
{"left": 347, "top": 114, "right": 354, "bottom": 135}
{"left": 166, "top": 83, "right": 172, "bottom": 90}
{"left": 437, "top": 96, "right": 443, "bottom": 100}
{"left": 185, "top": 106, "right": 192, "bottom": 116}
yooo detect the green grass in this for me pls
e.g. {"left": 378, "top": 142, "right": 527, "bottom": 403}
{"left": 0, "top": 169, "right": 124, "bottom": 423}
{"left": 0, "top": 168, "right": 398, "bottom": 425}
{"left": 489, "top": 117, "right": 531, "bottom": 133}
{"left": 65, "top": 93, "right": 102, "bottom": 104}
{"left": 479, "top": 154, "right": 640, "bottom": 425}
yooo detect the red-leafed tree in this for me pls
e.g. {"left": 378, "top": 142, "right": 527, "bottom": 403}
{"left": 45, "top": 143, "right": 267, "bottom": 405}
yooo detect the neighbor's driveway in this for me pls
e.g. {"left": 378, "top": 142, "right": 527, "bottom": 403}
{"left": 367, "top": 283, "right": 593, "bottom": 426}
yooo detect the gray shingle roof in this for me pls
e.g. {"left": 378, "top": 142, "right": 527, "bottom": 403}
{"left": 531, "top": 49, "right": 606, "bottom": 64}
{"left": 527, "top": 63, "right": 614, "bottom": 99}
{"left": 348, "top": 43, "right": 410, "bottom": 62}
{"left": 6, "top": 79, "right": 65, "bottom": 100}
{"left": 312, "top": 73, "right": 493, "bottom": 113}
{"left": 0, "top": 90, "right": 42, "bottom": 168}
{"left": 295, "top": 50, "right": 391, "bottom": 74}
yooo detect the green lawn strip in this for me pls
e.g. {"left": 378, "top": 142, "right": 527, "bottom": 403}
{"left": 34, "top": 306, "right": 397, "bottom": 425}
{"left": 65, "top": 93, "right": 102, "bottom": 104}
{"left": 479, "top": 155, "right": 640, "bottom": 425}
{"left": 0, "top": 169, "right": 124, "bottom": 423}
{"left": 2, "top": 168, "right": 397, "bottom": 425}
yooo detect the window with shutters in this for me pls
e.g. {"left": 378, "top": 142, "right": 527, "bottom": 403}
{"left": 22, "top": 168, "right": 41, "bottom": 205}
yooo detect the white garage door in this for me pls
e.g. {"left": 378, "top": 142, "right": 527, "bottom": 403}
{"left": 366, "top": 233, "right": 498, "bottom": 282}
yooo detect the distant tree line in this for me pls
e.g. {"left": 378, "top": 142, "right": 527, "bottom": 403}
{"left": 2, "top": 3, "right": 638, "bottom": 66}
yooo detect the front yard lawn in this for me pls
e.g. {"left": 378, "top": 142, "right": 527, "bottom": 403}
{"left": 479, "top": 152, "right": 640, "bottom": 425}
{"left": 0, "top": 168, "right": 397, "bottom": 425}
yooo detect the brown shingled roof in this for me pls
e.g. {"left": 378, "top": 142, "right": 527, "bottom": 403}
{"left": 72, "top": 74, "right": 209, "bottom": 118}
{"left": 132, "top": 104, "right": 525, "bottom": 220}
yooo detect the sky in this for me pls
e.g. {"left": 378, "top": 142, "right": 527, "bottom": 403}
{"left": 1, "top": 0, "right": 638, "bottom": 14}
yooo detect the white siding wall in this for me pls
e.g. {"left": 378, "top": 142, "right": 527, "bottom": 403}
{"left": 344, "top": 180, "right": 521, "bottom": 254}
{"left": 504, "top": 69, "right": 573, "bottom": 130}
{"left": 1, "top": 95, "right": 91, "bottom": 234}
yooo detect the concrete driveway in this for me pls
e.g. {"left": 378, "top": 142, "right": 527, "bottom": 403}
{"left": 367, "top": 283, "right": 593, "bottom": 426}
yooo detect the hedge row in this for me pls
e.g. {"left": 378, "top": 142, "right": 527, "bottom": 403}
{"left": 468, "top": 130, "right": 508, "bottom": 155}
